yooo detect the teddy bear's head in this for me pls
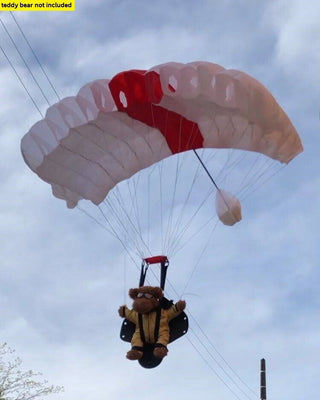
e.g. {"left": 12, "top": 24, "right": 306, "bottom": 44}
{"left": 129, "top": 286, "right": 163, "bottom": 314}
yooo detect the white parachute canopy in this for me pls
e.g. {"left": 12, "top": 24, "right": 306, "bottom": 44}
{"left": 21, "top": 61, "right": 302, "bottom": 254}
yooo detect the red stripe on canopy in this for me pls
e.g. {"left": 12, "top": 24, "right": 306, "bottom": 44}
{"left": 109, "top": 70, "right": 204, "bottom": 154}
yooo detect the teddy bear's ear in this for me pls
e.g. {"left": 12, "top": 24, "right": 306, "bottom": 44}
{"left": 151, "top": 287, "right": 163, "bottom": 299}
{"left": 129, "top": 288, "right": 139, "bottom": 299}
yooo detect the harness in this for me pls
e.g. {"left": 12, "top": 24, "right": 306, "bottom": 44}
{"left": 120, "top": 256, "right": 188, "bottom": 368}
{"left": 138, "top": 306, "right": 162, "bottom": 345}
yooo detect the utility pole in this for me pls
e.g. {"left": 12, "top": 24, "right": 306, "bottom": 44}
{"left": 260, "top": 358, "right": 267, "bottom": 400}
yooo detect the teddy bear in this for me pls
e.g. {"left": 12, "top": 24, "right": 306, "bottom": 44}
{"left": 118, "top": 285, "right": 186, "bottom": 360}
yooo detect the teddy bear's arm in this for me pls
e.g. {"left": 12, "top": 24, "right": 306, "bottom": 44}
{"left": 167, "top": 300, "right": 186, "bottom": 321}
{"left": 122, "top": 306, "right": 138, "bottom": 324}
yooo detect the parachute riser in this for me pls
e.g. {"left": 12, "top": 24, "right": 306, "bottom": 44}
{"left": 140, "top": 256, "right": 169, "bottom": 290}
{"left": 139, "top": 263, "right": 149, "bottom": 287}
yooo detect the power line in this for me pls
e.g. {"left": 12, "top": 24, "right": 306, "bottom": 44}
{"left": 163, "top": 275, "right": 259, "bottom": 400}
{"left": 186, "top": 335, "right": 244, "bottom": 400}
{"left": 0, "top": 42, "right": 43, "bottom": 117}
{"left": 0, "top": 17, "right": 51, "bottom": 107}
{"left": 188, "top": 313, "right": 258, "bottom": 399}
{"left": 9, "top": 11, "right": 61, "bottom": 101}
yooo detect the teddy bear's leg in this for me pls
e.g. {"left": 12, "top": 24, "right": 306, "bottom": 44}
{"left": 128, "top": 331, "right": 144, "bottom": 359}
{"left": 126, "top": 346, "right": 143, "bottom": 360}
{"left": 153, "top": 343, "right": 168, "bottom": 358}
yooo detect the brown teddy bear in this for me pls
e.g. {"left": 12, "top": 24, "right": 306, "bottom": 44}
{"left": 118, "top": 286, "right": 186, "bottom": 360}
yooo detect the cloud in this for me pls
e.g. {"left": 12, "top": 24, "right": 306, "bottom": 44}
{"left": 266, "top": 1, "right": 320, "bottom": 85}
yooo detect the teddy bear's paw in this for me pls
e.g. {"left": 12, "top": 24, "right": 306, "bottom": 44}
{"left": 153, "top": 345, "right": 168, "bottom": 358}
{"left": 126, "top": 349, "right": 143, "bottom": 360}
{"left": 118, "top": 305, "right": 126, "bottom": 317}
{"left": 175, "top": 300, "right": 186, "bottom": 312}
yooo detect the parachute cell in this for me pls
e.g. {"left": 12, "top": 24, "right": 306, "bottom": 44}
{"left": 21, "top": 61, "right": 303, "bottom": 224}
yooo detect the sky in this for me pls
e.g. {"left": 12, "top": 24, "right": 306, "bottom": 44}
{"left": 0, "top": 1, "right": 319, "bottom": 399}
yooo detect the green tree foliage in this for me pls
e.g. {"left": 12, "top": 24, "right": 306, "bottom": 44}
{"left": 0, "top": 343, "right": 63, "bottom": 400}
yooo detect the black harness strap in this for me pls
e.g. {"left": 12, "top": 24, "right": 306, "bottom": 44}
{"left": 154, "top": 306, "right": 162, "bottom": 343}
{"left": 138, "top": 306, "right": 162, "bottom": 345}
{"left": 138, "top": 313, "right": 146, "bottom": 344}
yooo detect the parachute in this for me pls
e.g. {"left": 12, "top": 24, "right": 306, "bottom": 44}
{"left": 21, "top": 61, "right": 303, "bottom": 248}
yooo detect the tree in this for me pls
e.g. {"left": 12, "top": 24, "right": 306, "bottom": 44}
{"left": 0, "top": 343, "right": 64, "bottom": 400}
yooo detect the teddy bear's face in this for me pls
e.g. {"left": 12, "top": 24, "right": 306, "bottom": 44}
{"left": 129, "top": 286, "right": 163, "bottom": 314}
